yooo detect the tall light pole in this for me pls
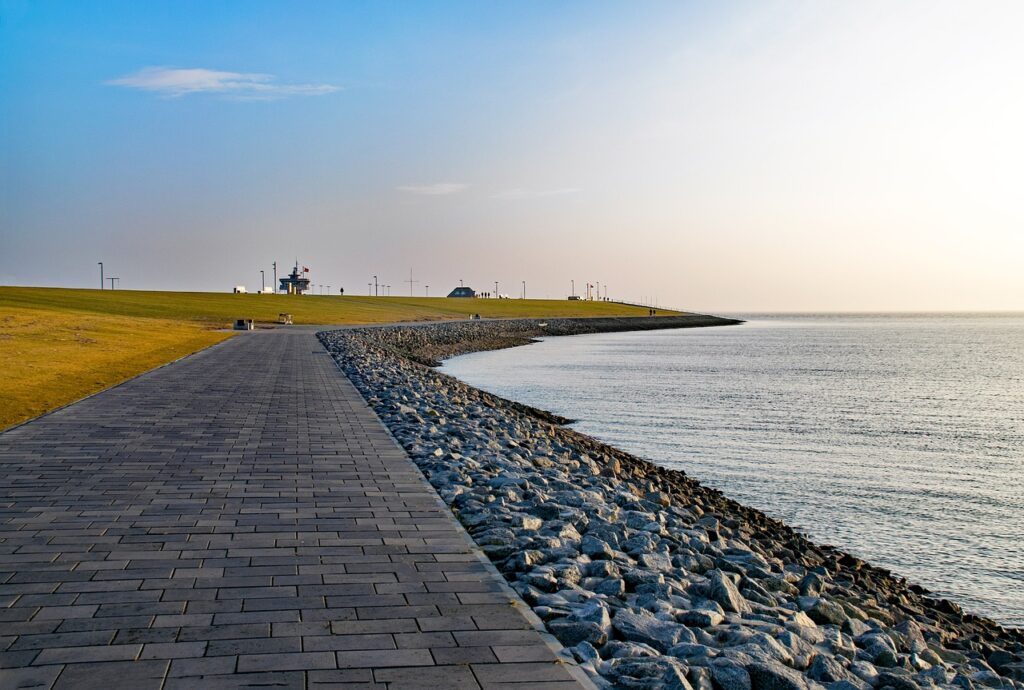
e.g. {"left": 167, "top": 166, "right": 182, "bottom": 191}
{"left": 494, "top": 281, "right": 498, "bottom": 299}
{"left": 571, "top": 279, "right": 574, "bottom": 298}
{"left": 273, "top": 261, "right": 277, "bottom": 293}
{"left": 405, "top": 268, "right": 419, "bottom": 296}
{"left": 368, "top": 283, "right": 372, "bottom": 295}
{"left": 459, "top": 279, "right": 464, "bottom": 287}
{"left": 326, "top": 285, "right": 330, "bottom": 295}
{"left": 425, "top": 285, "right": 429, "bottom": 297}
{"left": 522, "top": 281, "right": 526, "bottom": 299}
{"left": 98, "top": 262, "right": 104, "bottom": 290}
{"left": 373, "top": 275, "right": 378, "bottom": 296}
{"left": 260, "top": 270, "right": 265, "bottom": 291}
{"left": 108, "top": 277, "right": 119, "bottom": 290}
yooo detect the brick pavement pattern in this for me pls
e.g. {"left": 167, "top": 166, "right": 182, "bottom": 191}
{"left": 0, "top": 329, "right": 587, "bottom": 689}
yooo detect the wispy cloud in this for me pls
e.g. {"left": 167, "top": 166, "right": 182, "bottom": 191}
{"left": 396, "top": 183, "right": 468, "bottom": 196}
{"left": 106, "top": 67, "right": 339, "bottom": 99}
{"left": 491, "top": 187, "right": 582, "bottom": 200}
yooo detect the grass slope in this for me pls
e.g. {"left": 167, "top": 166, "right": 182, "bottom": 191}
{"left": 0, "top": 287, "right": 679, "bottom": 429}
{"left": 0, "top": 306, "right": 232, "bottom": 429}
{"left": 0, "top": 287, "right": 673, "bottom": 324}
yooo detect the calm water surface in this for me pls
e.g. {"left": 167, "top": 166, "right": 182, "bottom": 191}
{"left": 442, "top": 314, "right": 1024, "bottom": 627}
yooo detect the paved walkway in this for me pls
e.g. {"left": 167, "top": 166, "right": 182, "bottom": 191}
{"left": 0, "top": 329, "right": 587, "bottom": 690}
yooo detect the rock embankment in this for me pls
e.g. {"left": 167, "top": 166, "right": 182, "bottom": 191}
{"left": 318, "top": 318, "right": 1023, "bottom": 690}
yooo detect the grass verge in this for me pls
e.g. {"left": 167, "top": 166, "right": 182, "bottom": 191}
{"left": 0, "top": 286, "right": 680, "bottom": 430}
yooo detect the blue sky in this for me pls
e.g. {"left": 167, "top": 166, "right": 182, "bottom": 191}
{"left": 2, "top": 1, "right": 1022, "bottom": 310}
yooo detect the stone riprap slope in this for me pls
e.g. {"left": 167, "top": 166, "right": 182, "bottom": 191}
{"left": 319, "top": 319, "right": 1024, "bottom": 690}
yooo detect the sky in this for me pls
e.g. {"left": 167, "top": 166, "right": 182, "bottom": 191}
{"left": 2, "top": 0, "right": 1023, "bottom": 312}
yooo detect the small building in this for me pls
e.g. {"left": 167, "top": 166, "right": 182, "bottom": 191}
{"left": 279, "top": 263, "right": 311, "bottom": 295}
{"left": 233, "top": 285, "right": 247, "bottom": 294}
{"left": 447, "top": 286, "right": 476, "bottom": 298}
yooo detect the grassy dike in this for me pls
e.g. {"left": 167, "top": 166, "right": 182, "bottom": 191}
{"left": 0, "top": 286, "right": 678, "bottom": 429}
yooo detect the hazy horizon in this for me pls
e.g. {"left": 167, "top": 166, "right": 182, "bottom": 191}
{"left": 3, "top": 1, "right": 1023, "bottom": 312}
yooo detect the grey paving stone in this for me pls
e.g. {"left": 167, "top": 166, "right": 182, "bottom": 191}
{"left": 165, "top": 671, "right": 303, "bottom": 690}
{"left": 51, "top": 659, "right": 169, "bottom": 690}
{"left": 32, "top": 643, "right": 141, "bottom": 665}
{"left": 303, "top": 633, "right": 395, "bottom": 652}
{"left": 0, "top": 664, "right": 63, "bottom": 690}
{"left": 336, "top": 648, "right": 433, "bottom": 669}
{"left": 0, "top": 329, "right": 584, "bottom": 687}
{"left": 376, "top": 664, "right": 481, "bottom": 689}
{"left": 236, "top": 651, "right": 337, "bottom": 672}
{"left": 472, "top": 662, "right": 580, "bottom": 684}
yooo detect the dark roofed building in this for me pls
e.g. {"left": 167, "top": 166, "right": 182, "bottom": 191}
{"left": 279, "top": 263, "right": 311, "bottom": 295}
{"left": 447, "top": 286, "right": 476, "bottom": 298}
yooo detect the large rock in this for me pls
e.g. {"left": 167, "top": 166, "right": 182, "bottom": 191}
{"left": 582, "top": 534, "right": 615, "bottom": 560}
{"left": 747, "top": 661, "right": 810, "bottom": 690}
{"left": 548, "top": 618, "right": 608, "bottom": 647}
{"left": 805, "top": 598, "right": 847, "bottom": 626}
{"left": 613, "top": 609, "right": 697, "bottom": 653}
{"left": 808, "top": 654, "right": 852, "bottom": 684}
{"left": 709, "top": 570, "right": 751, "bottom": 614}
{"left": 710, "top": 659, "right": 752, "bottom": 690}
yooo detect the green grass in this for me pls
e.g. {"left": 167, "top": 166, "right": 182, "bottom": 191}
{"left": 0, "top": 287, "right": 677, "bottom": 325}
{"left": 0, "top": 286, "right": 681, "bottom": 429}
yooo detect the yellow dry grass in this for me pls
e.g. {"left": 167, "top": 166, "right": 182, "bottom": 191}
{"left": 0, "top": 306, "right": 232, "bottom": 429}
{"left": 0, "top": 286, "right": 680, "bottom": 430}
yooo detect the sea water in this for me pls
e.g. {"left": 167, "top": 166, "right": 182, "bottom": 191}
{"left": 442, "top": 314, "right": 1024, "bottom": 627}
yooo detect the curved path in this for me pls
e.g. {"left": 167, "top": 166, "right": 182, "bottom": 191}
{"left": 0, "top": 328, "right": 588, "bottom": 690}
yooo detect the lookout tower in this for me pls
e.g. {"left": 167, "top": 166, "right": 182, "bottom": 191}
{"left": 279, "top": 263, "right": 311, "bottom": 295}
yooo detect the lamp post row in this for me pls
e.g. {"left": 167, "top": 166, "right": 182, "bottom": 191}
{"left": 97, "top": 261, "right": 602, "bottom": 301}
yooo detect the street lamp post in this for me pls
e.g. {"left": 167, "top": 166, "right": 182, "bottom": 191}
{"left": 98, "top": 262, "right": 104, "bottom": 290}
{"left": 373, "top": 275, "right": 378, "bottom": 296}
{"left": 494, "top": 281, "right": 498, "bottom": 299}
{"left": 368, "top": 283, "right": 371, "bottom": 295}
{"left": 260, "top": 270, "right": 265, "bottom": 292}
{"left": 522, "top": 281, "right": 526, "bottom": 299}
{"left": 425, "top": 285, "right": 429, "bottom": 297}
{"left": 273, "top": 261, "right": 277, "bottom": 293}
{"left": 108, "top": 277, "right": 119, "bottom": 290}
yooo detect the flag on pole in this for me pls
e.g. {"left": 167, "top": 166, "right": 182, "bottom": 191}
{"left": 303, "top": 266, "right": 309, "bottom": 273}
